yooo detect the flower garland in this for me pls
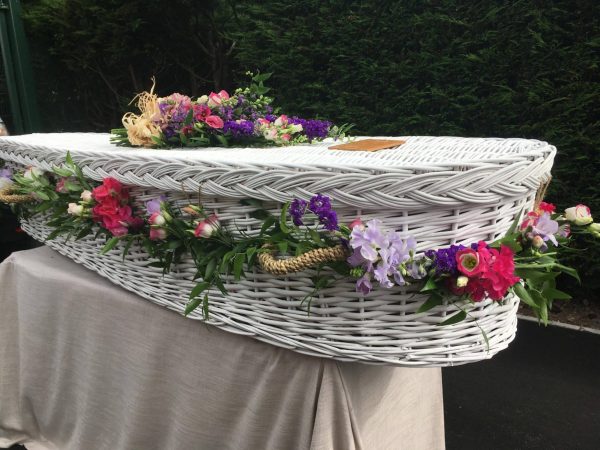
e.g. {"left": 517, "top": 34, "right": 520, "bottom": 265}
{"left": 4, "top": 155, "right": 600, "bottom": 325}
{"left": 111, "top": 72, "right": 352, "bottom": 149}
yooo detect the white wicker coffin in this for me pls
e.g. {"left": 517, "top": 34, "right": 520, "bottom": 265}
{"left": 0, "top": 133, "right": 555, "bottom": 366}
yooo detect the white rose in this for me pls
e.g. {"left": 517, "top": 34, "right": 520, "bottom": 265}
{"left": 290, "top": 124, "right": 303, "bottom": 133}
{"left": 24, "top": 166, "right": 43, "bottom": 180}
{"left": 564, "top": 204, "right": 593, "bottom": 226}
{"left": 80, "top": 190, "right": 93, "bottom": 202}
{"left": 198, "top": 95, "right": 209, "bottom": 104}
{"left": 67, "top": 202, "right": 84, "bottom": 216}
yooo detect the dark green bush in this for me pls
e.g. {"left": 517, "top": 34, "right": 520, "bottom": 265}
{"left": 6, "top": 0, "right": 600, "bottom": 299}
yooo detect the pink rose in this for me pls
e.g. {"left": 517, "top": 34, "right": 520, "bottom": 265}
{"left": 194, "top": 214, "right": 219, "bottom": 238}
{"left": 281, "top": 133, "right": 291, "bottom": 142}
{"left": 205, "top": 115, "right": 224, "bottom": 129}
{"left": 456, "top": 248, "right": 483, "bottom": 276}
{"left": 207, "top": 90, "right": 230, "bottom": 107}
{"left": 565, "top": 204, "right": 593, "bottom": 226}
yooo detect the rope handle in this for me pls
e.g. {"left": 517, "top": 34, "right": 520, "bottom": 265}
{"left": 258, "top": 244, "right": 349, "bottom": 275}
{"left": 0, "top": 186, "right": 34, "bottom": 204}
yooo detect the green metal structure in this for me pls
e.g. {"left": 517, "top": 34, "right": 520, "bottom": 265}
{"left": 0, "top": 0, "right": 40, "bottom": 134}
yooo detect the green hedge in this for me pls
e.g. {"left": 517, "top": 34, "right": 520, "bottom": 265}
{"left": 12, "top": 0, "right": 600, "bottom": 299}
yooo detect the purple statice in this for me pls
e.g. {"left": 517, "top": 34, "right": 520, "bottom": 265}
{"left": 289, "top": 194, "right": 339, "bottom": 230}
{"left": 424, "top": 244, "right": 466, "bottom": 275}
{"left": 347, "top": 219, "right": 416, "bottom": 294}
{"left": 289, "top": 118, "right": 332, "bottom": 142}
{"left": 264, "top": 114, "right": 276, "bottom": 122}
{"left": 308, "top": 194, "right": 338, "bottom": 230}
{"left": 289, "top": 198, "right": 308, "bottom": 226}
{"left": 223, "top": 120, "right": 256, "bottom": 138}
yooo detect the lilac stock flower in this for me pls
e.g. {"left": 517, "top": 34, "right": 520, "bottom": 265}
{"left": 356, "top": 274, "right": 372, "bottom": 295}
{"left": 532, "top": 212, "right": 559, "bottom": 246}
{"left": 348, "top": 220, "right": 417, "bottom": 293}
{"left": 0, "top": 168, "right": 12, "bottom": 179}
{"left": 146, "top": 196, "right": 166, "bottom": 215}
{"left": 289, "top": 198, "right": 308, "bottom": 226}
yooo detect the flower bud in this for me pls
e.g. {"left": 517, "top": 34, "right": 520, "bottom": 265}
{"left": 149, "top": 212, "right": 166, "bottom": 226}
{"left": 349, "top": 218, "right": 364, "bottom": 231}
{"left": 80, "top": 190, "right": 93, "bottom": 202}
{"left": 565, "top": 204, "right": 593, "bottom": 226}
{"left": 194, "top": 214, "right": 219, "bottom": 238}
{"left": 67, "top": 202, "right": 84, "bottom": 216}
{"left": 531, "top": 235, "right": 545, "bottom": 248}
{"left": 589, "top": 222, "right": 600, "bottom": 238}
{"left": 161, "top": 210, "right": 173, "bottom": 222}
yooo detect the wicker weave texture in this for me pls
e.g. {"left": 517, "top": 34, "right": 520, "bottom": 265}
{"left": 1, "top": 133, "right": 555, "bottom": 366}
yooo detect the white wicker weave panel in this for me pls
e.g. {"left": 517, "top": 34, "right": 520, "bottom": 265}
{"left": 21, "top": 216, "right": 518, "bottom": 367}
{"left": 0, "top": 133, "right": 555, "bottom": 209}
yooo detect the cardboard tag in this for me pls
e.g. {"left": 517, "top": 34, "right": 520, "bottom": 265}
{"left": 329, "top": 139, "right": 406, "bottom": 152}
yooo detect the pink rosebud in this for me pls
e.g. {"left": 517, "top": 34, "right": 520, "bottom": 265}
{"left": 194, "top": 214, "right": 219, "bottom": 238}
{"left": 565, "top": 204, "right": 593, "bottom": 226}
{"left": 257, "top": 118, "right": 270, "bottom": 126}
{"left": 349, "top": 218, "right": 364, "bottom": 230}
{"left": 55, "top": 178, "right": 68, "bottom": 193}
{"left": 217, "top": 90, "right": 230, "bottom": 100}
{"left": 149, "top": 212, "right": 166, "bottom": 226}
{"left": 205, "top": 115, "right": 224, "bottom": 129}
{"left": 456, "top": 248, "right": 482, "bottom": 276}
{"left": 207, "top": 91, "right": 229, "bottom": 107}
{"left": 281, "top": 133, "right": 291, "bottom": 142}
{"left": 149, "top": 227, "right": 168, "bottom": 241}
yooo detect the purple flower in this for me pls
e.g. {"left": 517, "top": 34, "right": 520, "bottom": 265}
{"left": 356, "top": 274, "right": 372, "bottom": 295}
{"left": 532, "top": 212, "right": 559, "bottom": 246}
{"left": 289, "top": 118, "right": 332, "bottom": 142}
{"left": 146, "top": 196, "right": 166, "bottom": 215}
{"left": 425, "top": 244, "right": 466, "bottom": 275}
{"left": 0, "top": 168, "right": 12, "bottom": 179}
{"left": 320, "top": 210, "right": 338, "bottom": 231}
{"left": 223, "top": 120, "right": 256, "bottom": 138}
{"left": 289, "top": 198, "right": 308, "bottom": 226}
{"left": 348, "top": 220, "right": 417, "bottom": 290}
{"left": 308, "top": 194, "right": 331, "bottom": 215}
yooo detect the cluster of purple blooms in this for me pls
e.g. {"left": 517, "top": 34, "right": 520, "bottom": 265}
{"left": 347, "top": 219, "right": 424, "bottom": 295}
{"left": 223, "top": 120, "right": 255, "bottom": 138}
{"left": 424, "top": 244, "right": 466, "bottom": 275}
{"left": 290, "top": 194, "right": 338, "bottom": 231}
{"left": 288, "top": 118, "right": 332, "bottom": 142}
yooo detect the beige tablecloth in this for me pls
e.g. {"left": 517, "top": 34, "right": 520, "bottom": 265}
{"left": 0, "top": 247, "right": 444, "bottom": 450}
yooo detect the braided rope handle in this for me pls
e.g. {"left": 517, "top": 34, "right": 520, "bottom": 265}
{"left": 0, "top": 186, "right": 34, "bottom": 204}
{"left": 258, "top": 244, "right": 349, "bottom": 275}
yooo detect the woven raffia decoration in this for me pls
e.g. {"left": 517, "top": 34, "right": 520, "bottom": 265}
{"left": 0, "top": 186, "right": 34, "bottom": 204}
{"left": 0, "top": 133, "right": 556, "bottom": 367}
{"left": 258, "top": 245, "right": 348, "bottom": 275}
